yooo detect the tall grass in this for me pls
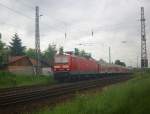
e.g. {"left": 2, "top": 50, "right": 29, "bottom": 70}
{"left": 35, "top": 72, "right": 150, "bottom": 114}
{"left": 0, "top": 72, "right": 56, "bottom": 88}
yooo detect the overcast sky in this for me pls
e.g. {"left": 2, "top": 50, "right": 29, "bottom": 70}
{"left": 0, "top": 0, "right": 150, "bottom": 67}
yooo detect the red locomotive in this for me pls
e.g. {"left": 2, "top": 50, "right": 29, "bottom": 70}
{"left": 53, "top": 54, "right": 130, "bottom": 82}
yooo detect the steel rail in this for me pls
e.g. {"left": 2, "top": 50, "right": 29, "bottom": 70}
{"left": 0, "top": 76, "right": 131, "bottom": 107}
{"left": 0, "top": 76, "right": 122, "bottom": 96}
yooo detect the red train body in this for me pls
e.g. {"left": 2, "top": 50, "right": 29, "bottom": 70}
{"left": 53, "top": 54, "right": 130, "bottom": 81}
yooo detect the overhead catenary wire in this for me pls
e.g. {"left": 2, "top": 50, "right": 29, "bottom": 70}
{"left": 0, "top": 1, "right": 139, "bottom": 41}
{"left": 14, "top": 0, "right": 35, "bottom": 10}
{"left": 1, "top": 1, "right": 133, "bottom": 34}
{"left": 0, "top": 2, "right": 33, "bottom": 20}
{"left": 12, "top": 0, "right": 67, "bottom": 34}
{"left": 0, "top": 1, "right": 64, "bottom": 37}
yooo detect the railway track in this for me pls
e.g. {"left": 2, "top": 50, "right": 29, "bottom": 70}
{"left": 0, "top": 76, "right": 131, "bottom": 107}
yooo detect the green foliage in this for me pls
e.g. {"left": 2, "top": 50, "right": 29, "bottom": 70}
{"left": 25, "top": 44, "right": 57, "bottom": 66}
{"left": 74, "top": 48, "right": 80, "bottom": 55}
{"left": 80, "top": 50, "right": 91, "bottom": 59}
{"left": 0, "top": 72, "right": 56, "bottom": 88}
{"left": 115, "top": 60, "right": 126, "bottom": 66}
{"left": 0, "top": 38, "right": 5, "bottom": 64}
{"left": 42, "top": 44, "right": 57, "bottom": 66}
{"left": 35, "top": 72, "right": 150, "bottom": 114}
{"left": 25, "top": 48, "right": 36, "bottom": 59}
{"left": 74, "top": 48, "right": 92, "bottom": 59}
{"left": 0, "top": 35, "right": 8, "bottom": 65}
{"left": 0, "top": 38, "right": 5, "bottom": 50}
{"left": 58, "top": 46, "right": 64, "bottom": 55}
{"left": 9, "top": 33, "right": 26, "bottom": 56}
{"left": 80, "top": 50, "right": 86, "bottom": 56}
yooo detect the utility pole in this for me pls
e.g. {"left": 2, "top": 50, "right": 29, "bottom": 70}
{"left": 35, "top": 6, "right": 41, "bottom": 75}
{"left": 65, "top": 32, "right": 67, "bottom": 39}
{"left": 91, "top": 30, "right": 94, "bottom": 38}
{"left": 109, "top": 47, "right": 111, "bottom": 64}
{"left": 137, "top": 56, "right": 139, "bottom": 68}
{"left": 140, "top": 7, "right": 148, "bottom": 68}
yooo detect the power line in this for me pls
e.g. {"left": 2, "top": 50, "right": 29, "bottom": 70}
{"left": 0, "top": 2, "right": 33, "bottom": 20}
{"left": 9, "top": 0, "right": 63, "bottom": 33}
{"left": 14, "top": 0, "right": 67, "bottom": 33}
{"left": 12, "top": 0, "right": 135, "bottom": 38}
{"left": 14, "top": 0, "right": 35, "bottom": 10}
{"left": 0, "top": 1, "right": 140, "bottom": 41}
{"left": 0, "top": 1, "right": 65, "bottom": 39}
{"left": 12, "top": 0, "right": 68, "bottom": 32}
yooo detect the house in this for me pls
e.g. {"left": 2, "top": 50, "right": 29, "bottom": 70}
{"left": 0, "top": 56, "right": 52, "bottom": 76}
{"left": 7, "top": 56, "right": 34, "bottom": 75}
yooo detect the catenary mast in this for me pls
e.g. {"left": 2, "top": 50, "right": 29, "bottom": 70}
{"left": 140, "top": 7, "right": 148, "bottom": 68}
{"left": 35, "top": 6, "right": 41, "bottom": 75}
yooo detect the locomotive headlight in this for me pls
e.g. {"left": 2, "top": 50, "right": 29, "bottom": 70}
{"left": 54, "top": 65, "right": 61, "bottom": 68}
{"left": 62, "top": 65, "right": 69, "bottom": 68}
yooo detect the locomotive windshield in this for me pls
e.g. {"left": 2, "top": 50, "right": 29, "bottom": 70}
{"left": 55, "top": 56, "right": 68, "bottom": 63}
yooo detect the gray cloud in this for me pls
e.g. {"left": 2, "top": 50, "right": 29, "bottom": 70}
{"left": 0, "top": 0, "right": 150, "bottom": 67}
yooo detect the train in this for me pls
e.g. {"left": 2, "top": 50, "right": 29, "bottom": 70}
{"left": 53, "top": 54, "right": 130, "bottom": 82}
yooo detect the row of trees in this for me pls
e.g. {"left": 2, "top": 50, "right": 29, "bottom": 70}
{"left": 74, "top": 48, "right": 92, "bottom": 58}
{"left": 114, "top": 60, "right": 126, "bottom": 67}
{"left": 0, "top": 33, "right": 54, "bottom": 66}
{"left": 0, "top": 33, "right": 126, "bottom": 67}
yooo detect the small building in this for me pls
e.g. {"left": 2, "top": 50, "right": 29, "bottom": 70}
{"left": 0, "top": 56, "right": 52, "bottom": 76}
{"left": 7, "top": 56, "right": 34, "bottom": 75}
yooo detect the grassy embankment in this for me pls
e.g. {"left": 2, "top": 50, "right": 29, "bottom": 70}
{"left": 33, "top": 71, "right": 150, "bottom": 114}
{"left": 0, "top": 72, "right": 56, "bottom": 89}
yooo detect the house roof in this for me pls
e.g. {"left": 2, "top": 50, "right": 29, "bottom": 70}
{"left": 8, "top": 56, "right": 50, "bottom": 67}
{"left": 9, "top": 56, "right": 28, "bottom": 64}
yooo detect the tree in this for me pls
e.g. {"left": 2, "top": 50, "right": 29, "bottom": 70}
{"left": 43, "top": 44, "right": 57, "bottom": 65}
{"left": 0, "top": 37, "right": 5, "bottom": 51}
{"left": 98, "top": 59, "right": 107, "bottom": 63}
{"left": 115, "top": 60, "right": 126, "bottom": 67}
{"left": 25, "top": 48, "right": 36, "bottom": 59}
{"left": 74, "top": 48, "right": 92, "bottom": 59}
{"left": 59, "top": 46, "right": 64, "bottom": 55}
{"left": 80, "top": 50, "right": 86, "bottom": 57}
{"left": 0, "top": 34, "right": 8, "bottom": 65}
{"left": 9, "top": 33, "right": 26, "bottom": 56}
{"left": 86, "top": 53, "right": 92, "bottom": 58}
{"left": 74, "top": 48, "right": 79, "bottom": 55}
{"left": 79, "top": 49, "right": 91, "bottom": 59}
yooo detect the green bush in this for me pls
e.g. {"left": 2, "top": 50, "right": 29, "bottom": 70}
{"left": 0, "top": 72, "right": 56, "bottom": 88}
